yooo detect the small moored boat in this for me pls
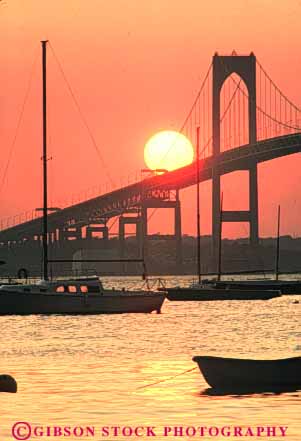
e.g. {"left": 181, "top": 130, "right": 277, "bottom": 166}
{"left": 193, "top": 355, "right": 301, "bottom": 390}
{"left": 212, "top": 279, "right": 301, "bottom": 295}
{"left": 161, "top": 285, "right": 281, "bottom": 301}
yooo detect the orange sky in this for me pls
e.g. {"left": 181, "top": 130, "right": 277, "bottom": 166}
{"left": 0, "top": 0, "right": 301, "bottom": 238}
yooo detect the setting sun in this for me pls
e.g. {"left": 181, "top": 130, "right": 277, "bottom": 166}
{"left": 144, "top": 130, "right": 194, "bottom": 171}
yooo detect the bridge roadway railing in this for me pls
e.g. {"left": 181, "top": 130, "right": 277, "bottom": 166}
{"left": 0, "top": 132, "right": 301, "bottom": 243}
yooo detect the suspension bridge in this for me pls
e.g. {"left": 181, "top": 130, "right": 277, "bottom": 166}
{"left": 0, "top": 52, "right": 301, "bottom": 275}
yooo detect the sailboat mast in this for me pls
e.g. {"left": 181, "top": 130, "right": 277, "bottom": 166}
{"left": 217, "top": 192, "right": 223, "bottom": 282}
{"left": 275, "top": 205, "right": 281, "bottom": 281}
{"left": 196, "top": 127, "right": 201, "bottom": 284}
{"left": 42, "top": 40, "right": 48, "bottom": 281}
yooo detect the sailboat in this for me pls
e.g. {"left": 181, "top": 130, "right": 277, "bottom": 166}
{"left": 213, "top": 205, "right": 301, "bottom": 295}
{"left": 162, "top": 127, "right": 281, "bottom": 301}
{"left": 0, "top": 41, "right": 165, "bottom": 315}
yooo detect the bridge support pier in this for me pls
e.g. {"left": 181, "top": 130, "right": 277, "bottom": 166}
{"left": 212, "top": 169, "right": 221, "bottom": 254}
{"left": 119, "top": 216, "right": 142, "bottom": 258}
{"left": 212, "top": 165, "right": 259, "bottom": 250}
{"left": 141, "top": 192, "right": 182, "bottom": 269}
{"left": 86, "top": 224, "right": 109, "bottom": 240}
{"left": 175, "top": 190, "right": 182, "bottom": 267}
{"left": 60, "top": 226, "right": 83, "bottom": 241}
{"left": 249, "top": 164, "right": 259, "bottom": 245}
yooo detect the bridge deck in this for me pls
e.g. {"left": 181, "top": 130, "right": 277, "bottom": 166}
{"left": 1, "top": 133, "right": 301, "bottom": 242}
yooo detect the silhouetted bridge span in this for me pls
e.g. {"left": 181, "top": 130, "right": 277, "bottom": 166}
{"left": 1, "top": 52, "right": 301, "bottom": 274}
{"left": 0, "top": 133, "right": 300, "bottom": 245}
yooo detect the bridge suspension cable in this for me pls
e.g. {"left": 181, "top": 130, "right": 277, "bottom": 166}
{"left": 180, "top": 62, "right": 248, "bottom": 158}
{"left": 180, "top": 62, "right": 213, "bottom": 132}
{"left": 256, "top": 58, "right": 301, "bottom": 140}
{"left": 184, "top": 77, "right": 244, "bottom": 159}
{"left": 180, "top": 62, "right": 213, "bottom": 157}
{"left": 218, "top": 57, "right": 301, "bottom": 145}
{"left": 48, "top": 42, "right": 115, "bottom": 187}
{"left": 178, "top": 54, "right": 301, "bottom": 158}
{"left": 256, "top": 58, "right": 301, "bottom": 113}
{"left": 155, "top": 62, "right": 213, "bottom": 168}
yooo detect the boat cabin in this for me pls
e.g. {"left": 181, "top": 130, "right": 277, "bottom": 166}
{"left": 0, "top": 277, "right": 104, "bottom": 295}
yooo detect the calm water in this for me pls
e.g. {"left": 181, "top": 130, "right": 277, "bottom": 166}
{"left": 1, "top": 276, "right": 301, "bottom": 440}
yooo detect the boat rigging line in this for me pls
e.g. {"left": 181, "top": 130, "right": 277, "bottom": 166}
{"left": 0, "top": 45, "right": 39, "bottom": 200}
{"left": 217, "top": 192, "right": 223, "bottom": 281}
{"left": 136, "top": 367, "right": 197, "bottom": 390}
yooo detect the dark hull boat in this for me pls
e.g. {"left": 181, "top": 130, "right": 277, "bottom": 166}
{"left": 0, "top": 375, "right": 17, "bottom": 393}
{"left": 0, "top": 41, "right": 166, "bottom": 317}
{"left": 0, "top": 279, "right": 165, "bottom": 315}
{"left": 0, "top": 291, "right": 165, "bottom": 315}
{"left": 210, "top": 206, "right": 301, "bottom": 296}
{"left": 161, "top": 286, "right": 281, "bottom": 301}
{"left": 193, "top": 355, "right": 301, "bottom": 391}
{"left": 213, "top": 280, "right": 301, "bottom": 295}
{"left": 161, "top": 129, "right": 282, "bottom": 303}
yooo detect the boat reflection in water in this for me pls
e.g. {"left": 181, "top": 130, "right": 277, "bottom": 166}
{"left": 200, "top": 384, "right": 301, "bottom": 396}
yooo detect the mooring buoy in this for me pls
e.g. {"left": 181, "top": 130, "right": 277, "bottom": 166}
{"left": 0, "top": 375, "right": 17, "bottom": 393}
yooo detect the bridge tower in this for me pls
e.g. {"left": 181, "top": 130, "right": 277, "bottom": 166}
{"left": 212, "top": 53, "right": 259, "bottom": 256}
